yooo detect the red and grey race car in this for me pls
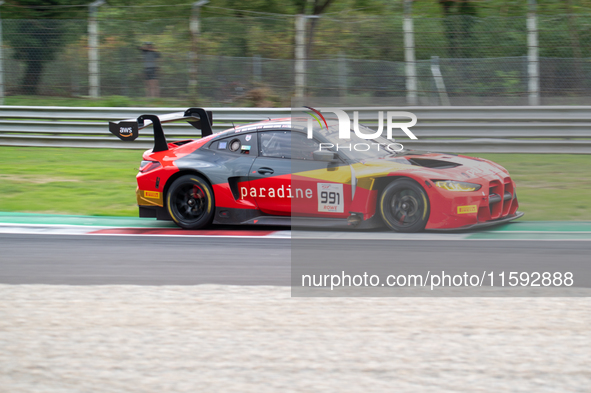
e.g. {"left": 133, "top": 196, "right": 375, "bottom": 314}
{"left": 109, "top": 108, "right": 523, "bottom": 232}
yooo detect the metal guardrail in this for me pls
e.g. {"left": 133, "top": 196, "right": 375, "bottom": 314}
{"left": 1, "top": 106, "right": 590, "bottom": 153}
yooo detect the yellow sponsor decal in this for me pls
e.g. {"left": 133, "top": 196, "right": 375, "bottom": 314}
{"left": 457, "top": 205, "right": 478, "bottom": 214}
{"left": 144, "top": 190, "right": 161, "bottom": 199}
{"left": 137, "top": 189, "right": 163, "bottom": 207}
{"left": 292, "top": 159, "right": 410, "bottom": 190}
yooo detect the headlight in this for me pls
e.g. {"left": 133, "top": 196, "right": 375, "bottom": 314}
{"left": 433, "top": 180, "right": 482, "bottom": 192}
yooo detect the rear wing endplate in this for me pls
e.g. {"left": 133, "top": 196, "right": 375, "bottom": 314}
{"left": 108, "top": 107, "right": 213, "bottom": 152}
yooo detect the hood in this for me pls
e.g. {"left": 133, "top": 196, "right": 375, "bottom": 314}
{"left": 354, "top": 151, "right": 509, "bottom": 181}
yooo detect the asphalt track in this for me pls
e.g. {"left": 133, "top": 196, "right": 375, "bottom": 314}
{"left": 0, "top": 212, "right": 589, "bottom": 288}
{"left": 1, "top": 231, "right": 590, "bottom": 287}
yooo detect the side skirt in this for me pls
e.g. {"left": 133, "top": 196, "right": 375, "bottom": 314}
{"left": 141, "top": 205, "right": 385, "bottom": 230}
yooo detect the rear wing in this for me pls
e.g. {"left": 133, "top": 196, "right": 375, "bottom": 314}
{"left": 108, "top": 107, "right": 213, "bottom": 152}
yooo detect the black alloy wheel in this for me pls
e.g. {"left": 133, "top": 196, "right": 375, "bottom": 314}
{"left": 166, "top": 175, "right": 215, "bottom": 229}
{"left": 379, "top": 178, "right": 430, "bottom": 233}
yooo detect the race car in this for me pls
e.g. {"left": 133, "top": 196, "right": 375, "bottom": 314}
{"left": 109, "top": 108, "right": 523, "bottom": 232}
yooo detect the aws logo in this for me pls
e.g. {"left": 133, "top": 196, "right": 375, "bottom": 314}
{"left": 303, "top": 106, "right": 418, "bottom": 141}
{"left": 109, "top": 121, "right": 138, "bottom": 141}
{"left": 119, "top": 127, "right": 134, "bottom": 137}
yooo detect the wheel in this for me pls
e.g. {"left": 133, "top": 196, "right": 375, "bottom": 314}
{"left": 166, "top": 175, "right": 215, "bottom": 229}
{"left": 379, "top": 178, "right": 430, "bottom": 233}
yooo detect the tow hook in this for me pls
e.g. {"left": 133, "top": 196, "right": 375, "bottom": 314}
{"left": 347, "top": 212, "right": 364, "bottom": 227}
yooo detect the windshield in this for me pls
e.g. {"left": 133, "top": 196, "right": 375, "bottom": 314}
{"left": 313, "top": 122, "right": 405, "bottom": 161}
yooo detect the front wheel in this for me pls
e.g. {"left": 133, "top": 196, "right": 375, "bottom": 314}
{"left": 379, "top": 178, "right": 430, "bottom": 233}
{"left": 166, "top": 175, "right": 215, "bottom": 229}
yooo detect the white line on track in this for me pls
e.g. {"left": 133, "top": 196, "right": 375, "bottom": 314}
{"left": 1, "top": 224, "right": 591, "bottom": 241}
{"left": 0, "top": 224, "right": 112, "bottom": 235}
{"left": 0, "top": 224, "right": 292, "bottom": 239}
{"left": 292, "top": 231, "right": 470, "bottom": 241}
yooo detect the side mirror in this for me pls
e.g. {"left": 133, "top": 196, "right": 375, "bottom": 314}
{"left": 313, "top": 150, "right": 339, "bottom": 162}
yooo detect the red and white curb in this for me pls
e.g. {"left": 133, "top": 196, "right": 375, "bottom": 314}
{"left": 0, "top": 223, "right": 291, "bottom": 239}
{"left": 0, "top": 223, "right": 475, "bottom": 240}
{"left": 4, "top": 223, "right": 586, "bottom": 241}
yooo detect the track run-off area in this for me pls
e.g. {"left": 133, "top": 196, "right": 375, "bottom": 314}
{"left": 1, "top": 212, "right": 591, "bottom": 286}
{"left": 1, "top": 212, "right": 590, "bottom": 391}
{"left": 2, "top": 212, "right": 591, "bottom": 240}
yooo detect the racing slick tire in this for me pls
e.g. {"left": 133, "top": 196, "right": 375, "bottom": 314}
{"left": 379, "top": 178, "right": 430, "bottom": 233}
{"left": 166, "top": 174, "right": 215, "bottom": 230}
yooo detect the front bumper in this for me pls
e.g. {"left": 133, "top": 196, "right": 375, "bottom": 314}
{"left": 425, "top": 172, "right": 520, "bottom": 230}
{"left": 429, "top": 211, "right": 524, "bottom": 232}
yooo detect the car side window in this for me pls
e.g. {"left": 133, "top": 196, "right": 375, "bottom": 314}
{"left": 259, "top": 131, "right": 319, "bottom": 160}
{"left": 211, "top": 133, "right": 257, "bottom": 156}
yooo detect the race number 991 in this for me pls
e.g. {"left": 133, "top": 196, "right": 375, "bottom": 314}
{"left": 321, "top": 191, "right": 339, "bottom": 205}
{"left": 317, "top": 183, "right": 344, "bottom": 213}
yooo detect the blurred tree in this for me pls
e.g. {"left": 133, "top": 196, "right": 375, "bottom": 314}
{"left": 438, "top": 0, "right": 478, "bottom": 58}
{"left": 3, "top": 0, "right": 87, "bottom": 94}
{"left": 292, "top": 0, "right": 338, "bottom": 58}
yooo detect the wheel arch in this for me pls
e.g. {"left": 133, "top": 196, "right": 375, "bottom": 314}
{"left": 373, "top": 174, "right": 430, "bottom": 197}
{"left": 163, "top": 169, "right": 215, "bottom": 201}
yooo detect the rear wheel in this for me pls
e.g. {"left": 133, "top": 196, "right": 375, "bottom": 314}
{"left": 166, "top": 175, "right": 215, "bottom": 229}
{"left": 379, "top": 178, "right": 430, "bottom": 233}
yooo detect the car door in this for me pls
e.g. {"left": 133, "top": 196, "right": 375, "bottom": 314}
{"left": 248, "top": 130, "right": 293, "bottom": 215}
{"left": 249, "top": 129, "right": 352, "bottom": 218}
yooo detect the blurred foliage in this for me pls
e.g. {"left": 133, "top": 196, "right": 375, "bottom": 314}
{"left": 3, "top": 95, "right": 192, "bottom": 107}
{"left": 3, "top": 0, "right": 591, "bottom": 103}
{"left": 79, "top": 0, "right": 591, "bottom": 61}
{"left": 3, "top": 1, "right": 88, "bottom": 94}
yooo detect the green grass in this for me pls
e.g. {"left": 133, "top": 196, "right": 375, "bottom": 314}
{"left": 0, "top": 147, "right": 590, "bottom": 220}
{"left": 3, "top": 95, "right": 194, "bottom": 108}
{"left": 0, "top": 147, "right": 140, "bottom": 216}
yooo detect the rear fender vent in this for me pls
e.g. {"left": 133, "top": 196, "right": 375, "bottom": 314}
{"left": 228, "top": 176, "right": 249, "bottom": 200}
